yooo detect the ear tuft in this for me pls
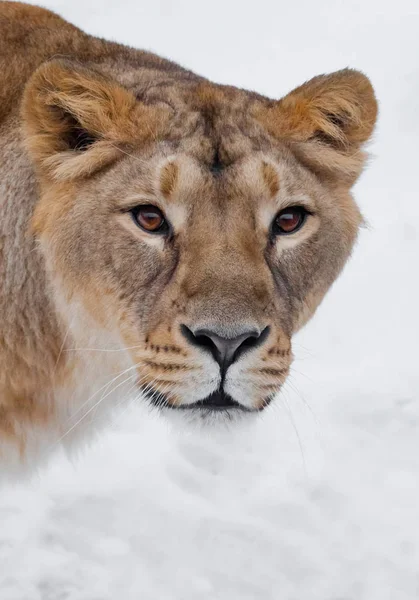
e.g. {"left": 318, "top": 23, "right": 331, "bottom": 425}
{"left": 21, "top": 59, "right": 170, "bottom": 180}
{"left": 255, "top": 69, "right": 378, "bottom": 185}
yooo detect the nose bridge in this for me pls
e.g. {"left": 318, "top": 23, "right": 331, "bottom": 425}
{"left": 180, "top": 219, "right": 272, "bottom": 327}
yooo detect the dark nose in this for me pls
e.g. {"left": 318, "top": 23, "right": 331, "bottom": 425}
{"left": 181, "top": 324, "right": 269, "bottom": 371}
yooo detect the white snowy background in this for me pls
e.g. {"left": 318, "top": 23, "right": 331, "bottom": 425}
{"left": 1, "top": 1, "right": 419, "bottom": 598}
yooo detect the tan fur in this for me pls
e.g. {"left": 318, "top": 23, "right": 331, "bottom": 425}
{"left": 0, "top": 2, "right": 378, "bottom": 469}
{"left": 261, "top": 162, "right": 280, "bottom": 197}
{"left": 159, "top": 161, "right": 180, "bottom": 199}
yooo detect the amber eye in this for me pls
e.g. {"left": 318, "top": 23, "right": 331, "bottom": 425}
{"left": 132, "top": 205, "right": 168, "bottom": 234}
{"left": 273, "top": 206, "right": 307, "bottom": 235}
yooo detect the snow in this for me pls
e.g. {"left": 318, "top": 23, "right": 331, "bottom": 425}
{"left": 1, "top": 0, "right": 419, "bottom": 598}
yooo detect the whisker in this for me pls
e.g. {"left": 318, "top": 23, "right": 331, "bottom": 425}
{"left": 109, "top": 388, "right": 142, "bottom": 427}
{"left": 51, "top": 370, "right": 140, "bottom": 450}
{"left": 280, "top": 390, "right": 308, "bottom": 477}
{"left": 109, "top": 366, "right": 173, "bottom": 424}
{"left": 54, "top": 318, "right": 74, "bottom": 374}
{"left": 291, "top": 342, "right": 316, "bottom": 358}
{"left": 99, "top": 375, "right": 151, "bottom": 430}
{"left": 63, "top": 344, "right": 144, "bottom": 353}
{"left": 64, "top": 361, "right": 146, "bottom": 423}
{"left": 289, "top": 365, "right": 316, "bottom": 384}
{"left": 283, "top": 375, "right": 320, "bottom": 426}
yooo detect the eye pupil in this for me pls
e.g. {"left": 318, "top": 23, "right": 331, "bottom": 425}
{"left": 274, "top": 206, "right": 306, "bottom": 235}
{"left": 133, "top": 205, "right": 166, "bottom": 233}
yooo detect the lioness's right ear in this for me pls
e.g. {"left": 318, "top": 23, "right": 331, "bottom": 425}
{"left": 22, "top": 59, "right": 170, "bottom": 180}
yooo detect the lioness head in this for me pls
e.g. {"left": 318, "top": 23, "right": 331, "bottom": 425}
{"left": 21, "top": 60, "right": 377, "bottom": 418}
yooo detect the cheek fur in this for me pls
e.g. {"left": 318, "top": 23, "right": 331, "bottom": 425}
{"left": 267, "top": 218, "right": 357, "bottom": 330}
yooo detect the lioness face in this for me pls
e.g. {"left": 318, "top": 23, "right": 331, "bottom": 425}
{"left": 22, "top": 61, "right": 377, "bottom": 417}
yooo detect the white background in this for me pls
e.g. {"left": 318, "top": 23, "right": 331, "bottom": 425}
{"left": 1, "top": 1, "right": 419, "bottom": 598}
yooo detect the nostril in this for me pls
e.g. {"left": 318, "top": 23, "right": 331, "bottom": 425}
{"left": 180, "top": 324, "right": 270, "bottom": 370}
{"left": 233, "top": 326, "right": 270, "bottom": 362}
{"left": 180, "top": 324, "right": 221, "bottom": 362}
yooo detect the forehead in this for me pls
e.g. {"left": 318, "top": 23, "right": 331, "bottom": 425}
{"left": 132, "top": 79, "right": 276, "bottom": 165}
{"left": 117, "top": 145, "right": 315, "bottom": 214}
{"left": 105, "top": 80, "right": 319, "bottom": 208}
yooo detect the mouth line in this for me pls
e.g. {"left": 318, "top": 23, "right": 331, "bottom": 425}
{"left": 176, "top": 391, "right": 252, "bottom": 412}
{"left": 140, "top": 386, "right": 260, "bottom": 413}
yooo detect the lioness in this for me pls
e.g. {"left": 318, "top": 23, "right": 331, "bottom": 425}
{"left": 0, "top": 2, "right": 377, "bottom": 472}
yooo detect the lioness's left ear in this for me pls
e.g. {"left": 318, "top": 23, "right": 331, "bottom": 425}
{"left": 255, "top": 69, "right": 378, "bottom": 185}
{"left": 22, "top": 59, "right": 170, "bottom": 180}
